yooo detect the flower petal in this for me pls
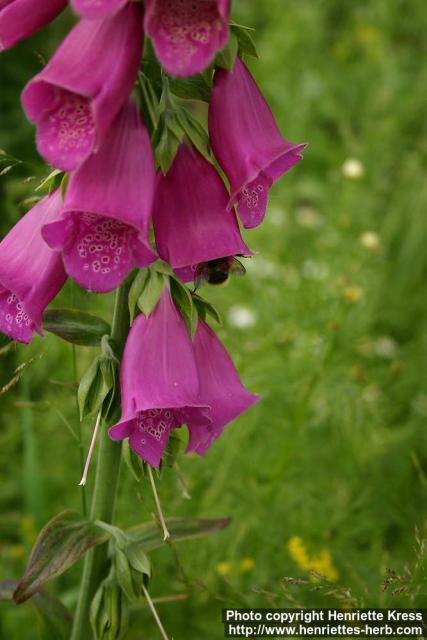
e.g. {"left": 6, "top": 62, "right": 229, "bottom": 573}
{"left": 153, "top": 144, "right": 251, "bottom": 275}
{"left": 71, "top": 0, "right": 128, "bottom": 19}
{"left": 21, "top": 4, "right": 144, "bottom": 171}
{"left": 209, "top": 57, "right": 306, "bottom": 228}
{"left": 0, "top": 0, "right": 66, "bottom": 51}
{"left": 187, "top": 319, "right": 260, "bottom": 455}
{"left": 0, "top": 191, "right": 67, "bottom": 342}
{"left": 144, "top": 0, "right": 230, "bottom": 77}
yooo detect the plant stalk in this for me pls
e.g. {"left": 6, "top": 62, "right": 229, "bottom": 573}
{"left": 71, "top": 279, "right": 132, "bottom": 640}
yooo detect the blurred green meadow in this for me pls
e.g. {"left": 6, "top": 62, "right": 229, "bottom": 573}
{"left": 1, "top": 0, "right": 427, "bottom": 637}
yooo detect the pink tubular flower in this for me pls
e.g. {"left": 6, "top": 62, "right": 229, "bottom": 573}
{"left": 0, "top": 191, "right": 67, "bottom": 344}
{"left": 209, "top": 56, "right": 306, "bottom": 229}
{"left": 0, "top": 0, "right": 66, "bottom": 51}
{"left": 144, "top": 0, "right": 230, "bottom": 77}
{"left": 71, "top": 0, "right": 127, "bottom": 19}
{"left": 186, "top": 320, "right": 260, "bottom": 455}
{"left": 42, "top": 100, "right": 156, "bottom": 294}
{"left": 153, "top": 143, "right": 251, "bottom": 283}
{"left": 109, "top": 290, "right": 211, "bottom": 467}
{"left": 21, "top": 3, "right": 143, "bottom": 171}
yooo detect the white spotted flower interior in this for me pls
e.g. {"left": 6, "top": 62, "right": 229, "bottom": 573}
{"left": 0, "top": 191, "right": 67, "bottom": 344}
{"left": 42, "top": 100, "right": 156, "bottom": 293}
{"left": 21, "top": 3, "right": 143, "bottom": 171}
{"left": 144, "top": 0, "right": 230, "bottom": 77}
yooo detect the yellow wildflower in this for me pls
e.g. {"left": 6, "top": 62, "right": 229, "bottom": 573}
{"left": 287, "top": 536, "right": 339, "bottom": 582}
{"left": 239, "top": 557, "right": 255, "bottom": 573}
{"left": 343, "top": 286, "right": 363, "bottom": 304}
{"left": 216, "top": 561, "right": 232, "bottom": 576}
{"left": 9, "top": 544, "right": 25, "bottom": 560}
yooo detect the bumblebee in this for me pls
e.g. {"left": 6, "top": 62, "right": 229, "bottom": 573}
{"left": 194, "top": 256, "right": 246, "bottom": 289}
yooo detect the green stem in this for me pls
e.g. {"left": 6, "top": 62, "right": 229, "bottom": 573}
{"left": 73, "top": 344, "right": 87, "bottom": 517}
{"left": 71, "top": 279, "right": 132, "bottom": 640}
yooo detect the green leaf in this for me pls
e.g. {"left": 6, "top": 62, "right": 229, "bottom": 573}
{"left": 42, "top": 309, "right": 111, "bottom": 347}
{"left": 0, "top": 581, "right": 72, "bottom": 640}
{"left": 32, "top": 591, "right": 73, "bottom": 640}
{"left": 137, "top": 270, "right": 165, "bottom": 317}
{"left": 192, "top": 293, "right": 222, "bottom": 325}
{"left": 126, "top": 516, "right": 231, "bottom": 551}
{"left": 231, "top": 24, "right": 259, "bottom": 58}
{"left": 170, "top": 277, "right": 198, "bottom": 337}
{"left": 14, "top": 511, "right": 109, "bottom": 603}
{"left": 128, "top": 270, "right": 148, "bottom": 322}
{"left": 215, "top": 32, "right": 239, "bottom": 71}
{"left": 0, "top": 579, "right": 16, "bottom": 601}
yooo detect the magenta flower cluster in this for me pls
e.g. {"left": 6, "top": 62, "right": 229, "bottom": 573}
{"left": 0, "top": 0, "right": 305, "bottom": 466}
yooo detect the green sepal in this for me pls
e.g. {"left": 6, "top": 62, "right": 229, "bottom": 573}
{"left": 35, "top": 169, "right": 64, "bottom": 194}
{"left": 60, "top": 173, "right": 69, "bottom": 199}
{"left": 122, "top": 439, "right": 144, "bottom": 483}
{"left": 170, "top": 276, "right": 198, "bottom": 337}
{"left": 153, "top": 109, "right": 183, "bottom": 174}
{"left": 136, "top": 71, "right": 160, "bottom": 138}
{"left": 77, "top": 336, "right": 119, "bottom": 421}
{"left": 137, "top": 269, "right": 166, "bottom": 317}
{"left": 192, "top": 292, "right": 222, "bottom": 325}
{"left": 128, "top": 269, "right": 149, "bottom": 323}
{"left": 215, "top": 32, "right": 238, "bottom": 71}
{"left": 230, "top": 23, "right": 259, "bottom": 58}
{"left": 96, "top": 524, "right": 152, "bottom": 603}
{"left": 151, "top": 260, "right": 174, "bottom": 276}
{"left": 113, "top": 548, "right": 136, "bottom": 602}
{"left": 175, "top": 107, "right": 213, "bottom": 164}
{"left": 162, "top": 431, "right": 185, "bottom": 469}
{"left": 90, "top": 571, "right": 129, "bottom": 640}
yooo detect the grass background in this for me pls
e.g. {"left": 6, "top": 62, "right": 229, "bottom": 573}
{"left": 1, "top": 0, "right": 427, "bottom": 637}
